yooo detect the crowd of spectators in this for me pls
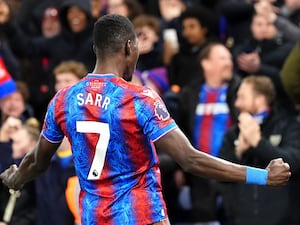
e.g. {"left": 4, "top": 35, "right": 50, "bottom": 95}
{"left": 0, "top": 0, "right": 300, "bottom": 225}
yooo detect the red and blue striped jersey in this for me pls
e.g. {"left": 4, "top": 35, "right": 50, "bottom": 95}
{"left": 42, "top": 73, "right": 177, "bottom": 225}
{"left": 193, "top": 84, "right": 232, "bottom": 157}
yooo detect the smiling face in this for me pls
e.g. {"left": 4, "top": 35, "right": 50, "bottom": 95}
{"left": 235, "top": 76, "right": 275, "bottom": 114}
{"left": 234, "top": 82, "right": 258, "bottom": 114}
{"left": 0, "top": 91, "right": 26, "bottom": 118}
{"left": 201, "top": 44, "right": 233, "bottom": 82}
{"left": 67, "top": 6, "right": 88, "bottom": 33}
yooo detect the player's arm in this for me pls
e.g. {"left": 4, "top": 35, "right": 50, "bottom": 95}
{"left": 154, "top": 128, "right": 291, "bottom": 186}
{"left": 0, "top": 135, "right": 61, "bottom": 190}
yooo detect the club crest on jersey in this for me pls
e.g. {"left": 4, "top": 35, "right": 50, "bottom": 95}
{"left": 87, "top": 79, "right": 106, "bottom": 90}
{"left": 154, "top": 101, "right": 170, "bottom": 121}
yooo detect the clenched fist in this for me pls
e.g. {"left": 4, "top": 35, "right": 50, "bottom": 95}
{"left": 0, "top": 164, "right": 22, "bottom": 191}
{"left": 266, "top": 158, "right": 291, "bottom": 186}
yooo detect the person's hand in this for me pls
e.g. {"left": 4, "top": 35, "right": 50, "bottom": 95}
{"left": 0, "top": 164, "right": 22, "bottom": 190}
{"left": 266, "top": 158, "right": 291, "bottom": 186}
{"left": 159, "top": 0, "right": 185, "bottom": 21}
{"left": 235, "top": 133, "right": 251, "bottom": 159}
{"left": 0, "top": 117, "right": 22, "bottom": 142}
{"left": 254, "top": 1, "right": 278, "bottom": 23}
{"left": 0, "top": 0, "right": 10, "bottom": 24}
{"left": 237, "top": 52, "right": 260, "bottom": 73}
{"left": 0, "top": 221, "right": 8, "bottom": 225}
{"left": 238, "top": 112, "right": 261, "bottom": 147}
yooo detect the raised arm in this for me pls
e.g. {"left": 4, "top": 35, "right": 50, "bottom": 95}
{"left": 155, "top": 128, "right": 291, "bottom": 186}
{"left": 0, "top": 135, "right": 61, "bottom": 190}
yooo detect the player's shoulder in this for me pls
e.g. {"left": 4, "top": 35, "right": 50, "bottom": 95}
{"left": 53, "top": 86, "right": 71, "bottom": 99}
{"left": 119, "top": 79, "right": 160, "bottom": 100}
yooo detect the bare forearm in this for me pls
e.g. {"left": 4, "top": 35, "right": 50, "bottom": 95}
{"left": 184, "top": 150, "right": 246, "bottom": 182}
{"left": 11, "top": 149, "right": 49, "bottom": 190}
{"left": 1, "top": 136, "right": 60, "bottom": 190}
{"left": 157, "top": 128, "right": 247, "bottom": 182}
{"left": 156, "top": 128, "right": 290, "bottom": 186}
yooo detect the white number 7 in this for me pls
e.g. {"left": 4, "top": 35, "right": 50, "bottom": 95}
{"left": 76, "top": 121, "right": 110, "bottom": 180}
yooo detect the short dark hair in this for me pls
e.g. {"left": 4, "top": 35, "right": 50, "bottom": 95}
{"left": 93, "top": 14, "right": 135, "bottom": 56}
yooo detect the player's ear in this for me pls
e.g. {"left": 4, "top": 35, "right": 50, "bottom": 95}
{"left": 125, "top": 40, "right": 131, "bottom": 56}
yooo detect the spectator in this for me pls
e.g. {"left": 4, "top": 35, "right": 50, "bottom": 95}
{"left": 232, "top": 13, "right": 295, "bottom": 111}
{"left": 219, "top": 75, "right": 300, "bottom": 225}
{"left": 174, "top": 43, "right": 240, "bottom": 156}
{"left": 159, "top": 0, "right": 186, "bottom": 23}
{"left": 0, "top": 14, "right": 291, "bottom": 225}
{"left": 106, "top": 0, "right": 144, "bottom": 21}
{"left": 255, "top": 0, "right": 300, "bottom": 42}
{"left": 53, "top": 60, "right": 87, "bottom": 92}
{"left": 89, "top": 0, "right": 106, "bottom": 21}
{"left": 132, "top": 14, "right": 169, "bottom": 96}
{"left": 0, "top": 0, "right": 95, "bottom": 76}
{"left": 0, "top": 117, "right": 39, "bottom": 225}
{"left": 41, "top": 6, "right": 61, "bottom": 38}
{"left": 219, "top": 0, "right": 283, "bottom": 48}
{"left": 34, "top": 60, "right": 86, "bottom": 225}
{"left": 158, "top": 0, "right": 188, "bottom": 65}
{"left": 0, "top": 81, "right": 33, "bottom": 127}
{"left": 0, "top": 0, "right": 95, "bottom": 122}
{"left": 7, "top": 0, "right": 61, "bottom": 37}
{"left": 167, "top": 5, "right": 219, "bottom": 91}
{"left": 25, "top": 6, "right": 62, "bottom": 123}
{"left": 166, "top": 43, "right": 241, "bottom": 225}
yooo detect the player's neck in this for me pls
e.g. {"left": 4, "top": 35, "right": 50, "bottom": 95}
{"left": 93, "top": 60, "right": 124, "bottom": 77}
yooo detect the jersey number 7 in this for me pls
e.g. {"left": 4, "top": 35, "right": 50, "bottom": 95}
{"left": 76, "top": 121, "right": 110, "bottom": 180}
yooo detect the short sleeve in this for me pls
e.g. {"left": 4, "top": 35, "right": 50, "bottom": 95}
{"left": 41, "top": 96, "right": 64, "bottom": 143}
{"left": 135, "top": 89, "right": 177, "bottom": 142}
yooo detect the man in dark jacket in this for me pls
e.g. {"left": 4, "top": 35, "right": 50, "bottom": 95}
{"left": 168, "top": 43, "right": 240, "bottom": 153}
{"left": 164, "top": 42, "right": 241, "bottom": 224}
{"left": 219, "top": 75, "right": 300, "bottom": 225}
